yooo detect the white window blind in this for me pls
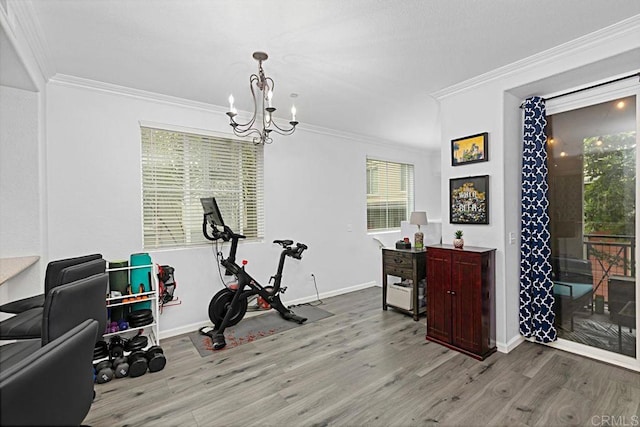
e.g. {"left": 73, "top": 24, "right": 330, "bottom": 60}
{"left": 141, "top": 126, "right": 264, "bottom": 249}
{"left": 366, "top": 158, "right": 414, "bottom": 231}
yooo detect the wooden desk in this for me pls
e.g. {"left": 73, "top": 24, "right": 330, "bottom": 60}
{"left": 382, "top": 248, "right": 426, "bottom": 321}
{"left": 0, "top": 256, "right": 40, "bottom": 285}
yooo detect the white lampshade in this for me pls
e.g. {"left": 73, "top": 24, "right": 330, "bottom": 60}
{"left": 410, "top": 211, "right": 428, "bottom": 227}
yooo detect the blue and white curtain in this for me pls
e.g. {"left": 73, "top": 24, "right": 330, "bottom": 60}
{"left": 519, "top": 96, "right": 556, "bottom": 343}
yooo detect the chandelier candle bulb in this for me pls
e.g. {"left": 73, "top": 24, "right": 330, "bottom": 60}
{"left": 228, "top": 95, "right": 234, "bottom": 111}
{"left": 291, "top": 105, "right": 296, "bottom": 122}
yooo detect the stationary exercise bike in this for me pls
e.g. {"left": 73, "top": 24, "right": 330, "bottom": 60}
{"left": 201, "top": 197, "right": 308, "bottom": 350}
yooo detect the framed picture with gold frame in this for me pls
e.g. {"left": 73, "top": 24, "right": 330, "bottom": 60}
{"left": 451, "top": 132, "right": 488, "bottom": 166}
{"left": 449, "top": 175, "right": 489, "bottom": 224}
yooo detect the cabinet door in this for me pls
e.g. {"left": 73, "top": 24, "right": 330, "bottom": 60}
{"left": 451, "top": 252, "right": 483, "bottom": 353}
{"left": 426, "top": 249, "right": 451, "bottom": 342}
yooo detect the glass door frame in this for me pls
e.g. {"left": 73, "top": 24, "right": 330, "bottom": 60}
{"left": 543, "top": 77, "right": 639, "bottom": 372}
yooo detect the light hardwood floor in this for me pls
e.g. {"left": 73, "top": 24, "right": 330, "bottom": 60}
{"left": 86, "top": 287, "right": 640, "bottom": 427}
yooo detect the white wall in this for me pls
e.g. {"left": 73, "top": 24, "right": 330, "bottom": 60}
{"left": 0, "top": 85, "right": 42, "bottom": 317}
{"left": 0, "top": 1, "right": 48, "bottom": 319}
{"left": 44, "top": 80, "right": 441, "bottom": 336}
{"left": 437, "top": 17, "right": 640, "bottom": 351}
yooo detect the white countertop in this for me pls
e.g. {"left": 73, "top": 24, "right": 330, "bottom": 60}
{"left": 0, "top": 256, "right": 40, "bottom": 285}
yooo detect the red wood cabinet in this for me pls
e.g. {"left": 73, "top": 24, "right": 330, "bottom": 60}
{"left": 426, "top": 244, "right": 496, "bottom": 360}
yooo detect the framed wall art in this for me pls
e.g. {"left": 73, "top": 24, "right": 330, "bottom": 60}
{"left": 451, "top": 132, "right": 488, "bottom": 166}
{"left": 449, "top": 175, "right": 489, "bottom": 224}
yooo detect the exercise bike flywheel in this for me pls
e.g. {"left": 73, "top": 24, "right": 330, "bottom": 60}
{"left": 208, "top": 288, "right": 248, "bottom": 328}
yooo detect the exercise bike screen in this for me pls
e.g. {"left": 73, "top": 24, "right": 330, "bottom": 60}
{"left": 200, "top": 197, "right": 225, "bottom": 227}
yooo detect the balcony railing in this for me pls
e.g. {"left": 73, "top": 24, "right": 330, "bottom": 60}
{"left": 584, "top": 233, "right": 635, "bottom": 301}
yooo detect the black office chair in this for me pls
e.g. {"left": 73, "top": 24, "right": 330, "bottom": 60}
{"left": 0, "top": 259, "right": 107, "bottom": 341}
{"left": 0, "top": 320, "right": 98, "bottom": 426}
{"left": 0, "top": 272, "right": 109, "bottom": 367}
{"left": 0, "top": 253, "right": 102, "bottom": 314}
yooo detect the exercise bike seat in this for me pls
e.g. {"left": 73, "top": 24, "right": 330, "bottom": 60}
{"left": 273, "top": 239, "right": 294, "bottom": 247}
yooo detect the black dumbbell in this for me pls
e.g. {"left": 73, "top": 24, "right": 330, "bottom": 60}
{"left": 128, "top": 351, "right": 148, "bottom": 378}
{"left": 111, "top": 356, "right": 129, "bottom": 378}
{"left": 94, "top": 360, "right": 114, "bottom": 384}
{"left": 109, "top": 336, "right": 125, "bottom": 359}
{"left": 145, "top": 346, "right": 166, "bottom": 373}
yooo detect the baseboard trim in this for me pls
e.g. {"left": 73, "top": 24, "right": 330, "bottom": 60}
{"left": 158, "top": 281, "right": 379, "bottom": 340}
{"left": 286, "top": 281, "right": 379, "bottom": 307}
{"left": 497, "top": 334, "right": 525, "bottom": 354}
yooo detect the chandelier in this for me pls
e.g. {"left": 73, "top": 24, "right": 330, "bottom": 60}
{"left": 226, "top": 52, "right": 298, "bottom": 145}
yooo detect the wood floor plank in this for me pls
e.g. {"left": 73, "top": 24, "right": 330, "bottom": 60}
{"left": 84, "top": 287, "right": 640, "bottom": 427}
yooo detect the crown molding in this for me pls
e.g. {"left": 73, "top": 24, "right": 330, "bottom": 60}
{"left": 431, "top": 14, "right": 640, "bottom": 100}
{"left": 49, "top": 73, "right": 229, "bottom": 114}
{"left": 8, "top": 0, "right": 55, "bottom": 80}
{"left": 49, "top": 74, "right": 435, "bottom": 154}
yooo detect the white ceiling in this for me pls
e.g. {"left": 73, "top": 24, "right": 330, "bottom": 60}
{"left": 12, "top": 1, "right": 640, "bottom": 148}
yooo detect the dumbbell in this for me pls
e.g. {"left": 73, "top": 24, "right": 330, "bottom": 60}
{"left": 127, "top": 351, "right": 148, "bottom": 378}
{"left": 145, "top": 346, "right": 167, "bottom": 373}
{"left": 111, "top": 356, "right": 129, "bottom": 378}
{"left": 109, "top": 336, "right": 125, "bottom": 359}
{"left": 94, "top": 360, "right": 114, "bottom": 384}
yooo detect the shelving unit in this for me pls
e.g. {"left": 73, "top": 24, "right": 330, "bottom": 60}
{"left": 104, "top": 262, "right": 159, "bottom": 348}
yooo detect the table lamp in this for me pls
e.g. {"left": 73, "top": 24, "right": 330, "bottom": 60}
{"left": 410, "top": 211, "right": 428, "bottom": 250}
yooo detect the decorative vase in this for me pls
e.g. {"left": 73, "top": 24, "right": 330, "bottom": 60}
{"left": 453, "top": 238, "right": 464, "bottom": 249}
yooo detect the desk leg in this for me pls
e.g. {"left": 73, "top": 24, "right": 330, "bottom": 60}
{"left": 412, "top": 270, "right": 419, "bottom": 321}
{"left": 382, "top": 272, "right": 388, "bottom": 311}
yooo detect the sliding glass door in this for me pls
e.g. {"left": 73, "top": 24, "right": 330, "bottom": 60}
{"left": 546, "top": 83, "right": 638, "bottom": 364}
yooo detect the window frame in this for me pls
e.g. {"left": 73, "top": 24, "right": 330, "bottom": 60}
{"left": 366, "top": 157, "right": 415, "bottom": 232}
{"left": 140, "top": 122, "right": 264, "bottom": 250}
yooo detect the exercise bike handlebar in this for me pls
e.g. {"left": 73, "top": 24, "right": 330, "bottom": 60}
{"left": 289, "top": 242, "right": 308, "bottom": 259}
{"left": 202, "top": 215, "right": 245, "bottom": 242}
{"left": 273, "top": 240, "right": 308, "bottom": 259}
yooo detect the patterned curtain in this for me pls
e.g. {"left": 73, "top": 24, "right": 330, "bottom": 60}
{"left": 519, "top": 96, "right": 556, "bottom": 343}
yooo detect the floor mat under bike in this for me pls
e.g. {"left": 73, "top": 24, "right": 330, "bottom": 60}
{"left": 188, "top": 304, "right": 334, "bottom": 356}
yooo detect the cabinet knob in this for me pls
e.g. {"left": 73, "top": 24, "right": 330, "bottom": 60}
{"left": 451, "top": 291, "right": 456, "bottom": 295}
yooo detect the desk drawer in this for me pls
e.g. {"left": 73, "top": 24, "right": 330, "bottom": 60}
{"left": 383, "top": 251, "right": 414, "bottom": 269}
{"left": 385, "top": 265, "right": 412, "bottom": 278}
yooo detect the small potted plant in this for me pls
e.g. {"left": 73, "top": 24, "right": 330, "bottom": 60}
{"left": 453, "top": 230, "right": 464, "bottom": 249}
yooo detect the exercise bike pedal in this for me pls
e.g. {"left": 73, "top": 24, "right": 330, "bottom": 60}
{"left": 212, "top": 333, "right": 227, "bottom": 350}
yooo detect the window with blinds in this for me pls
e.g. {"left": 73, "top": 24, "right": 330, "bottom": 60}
{"left": 366, "top": 158, "right": 414, "bottom": 231}
{"left": 141, "top": 126, "right": 264, "bottom": 249}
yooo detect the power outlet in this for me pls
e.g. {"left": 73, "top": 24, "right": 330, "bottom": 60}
{"left": 509, "top": 232, "right": 516, "bottom": 245}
